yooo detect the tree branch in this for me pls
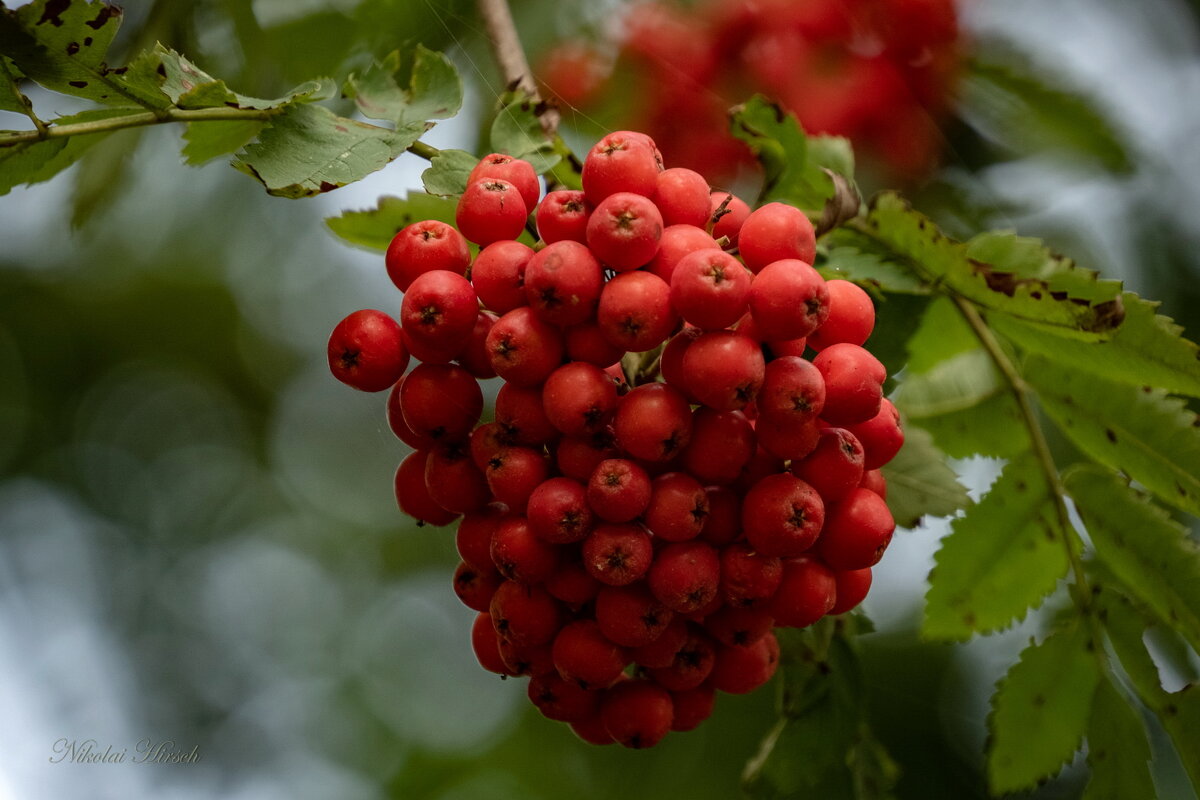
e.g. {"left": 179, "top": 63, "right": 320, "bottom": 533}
{"left": 476, "top": 0, "right": 560, "bottom": 137}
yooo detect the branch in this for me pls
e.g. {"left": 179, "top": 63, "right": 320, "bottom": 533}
{"left": 476, "top": 0, "right": 560, "bottom": 137}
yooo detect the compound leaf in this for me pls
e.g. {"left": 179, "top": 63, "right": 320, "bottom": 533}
{"left": 1026, "top": 357, "right": 1200, "bottom": 516}
{"left": 924, "top": 452, "right": 1070, "bottom": 640}
{"left": 234, "top": 103, "right": 419, "bottom": 198}
{"left": 987, "top": 624, "right": 1101, "bottom": 795}
{"left": 325, "top": 192, "right": 457, "bottom": 252}
{"left": 1067, "top": 465, "right": 1200, "bottom": 655}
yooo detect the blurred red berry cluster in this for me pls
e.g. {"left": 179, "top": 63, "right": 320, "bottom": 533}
{"left": 538, "top": 0, "right": 961, "bottom": 183}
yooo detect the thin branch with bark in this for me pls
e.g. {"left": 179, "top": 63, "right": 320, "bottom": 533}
{"left": 475, "top": 0, "right": 561, "bottom": 137}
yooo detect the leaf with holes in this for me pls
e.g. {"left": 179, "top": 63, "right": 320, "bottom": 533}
{"left": 0, "top": 0, "right": 168, "bottom": 108}
{"left": 987, "top": 624, "right": 1101, "bottom": 795}
{"left": 924, "top": 453, "right": 1070, "bottom": 640}
{"left": 1067, "top": 465, "right": 1200, "bottom": 655}
{"left": 234, "top": 103, "right": 420, "bottom": 198}
{"left": 1026, "top": 357, "right": 1200, "bottom": 516}
{"left": 325, "top": 192, "right": 458, "bottom": 252}
{"left": 880, "top": 425, "right": 970, "bottom": 528}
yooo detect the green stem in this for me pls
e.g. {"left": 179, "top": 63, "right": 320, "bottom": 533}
{"left": 0, "top": 106, "right": 443, "bottom": 163}
{"left": 0, "top": 106, "right": 279, "bottom": 146}
{"left": 952, "top": 297, "right": 1097, "bottom": 615}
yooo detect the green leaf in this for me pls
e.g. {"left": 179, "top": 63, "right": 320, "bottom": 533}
{"left": 0, "top": 0, "right": 168, "bottom": 108}
{"left": 904, "top": 296, "right": 979, "bottom": 374}
{"left": 1083, "top": 678, "right": 1155, "bottom": 800}
{"left": 325, "top": 192, "right": 458, "bottom": 252}
{"left": 181, "top": 119, "right": 265, "bottom": 166}
{"left": 987, "top": 624, "right": 1102, "bottom": 794}
{"left": 863, "top": 194, "right": 1125, "bottom": 335}
{"left": 70, "top": 126, "right": 140, "bottom": 227}
{"left": 924, "top": 452, "right": 1070, "bottom": 640}
{"left": 895, "top": 297, "right": 1003, "bottom": 417}
{"left": 729, "top": 94, "right": 832, "bottom": 212}
{"left": 910, "top": 392, "right": 1031, "bottom": 459}
{"left": 992, "top": 292, "right": 1200, "bottom": 398}
{"left": 962, "top": 57, "right": 1131, "bottom": 172}
{"left": 233, "top": 103, "right": 420, "bottom": 198}
{"left": 421, "top": 148, "right": 476, "bottom": 196}
{"left": 744, "top": 627, "right": 898, "bottom": 800}
{"left": 1025, "top": 357, "right": 1200, "bottom": 516}
{"left": 966, "top": 231, "right": 1122, "bottom": 305}
{"left": 817, "top": 242, "right": 927, "bottom": 295}
{"left": 0, "top": 54, "right": 30, "bottom": 114}
{"left": 807, "top": 134, "right": 854, "bottom": 179}
{"left": 0, "top": 130, "right": 110, "bottom": 196}
{"left": 1067, "top": 465, "right": 1200, "bottom": 655}
{"left": 879, "top": 425, "right": 970, "bottom": 528}
{"left": 344, "top": 45, "right": 462, "bottom": 127}
{"left": 1098, "top": 591, "right": 1200, "bottom": 789}
{"left": 155, "top": 45, "right": 330, "bottom": 110}
{"left": 490, "top": 98, "right": 560, "bottom": 175}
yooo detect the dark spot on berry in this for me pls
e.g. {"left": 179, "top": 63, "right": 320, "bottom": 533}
{"left": 338, "top": 348, "right": 360, "bottom": 368}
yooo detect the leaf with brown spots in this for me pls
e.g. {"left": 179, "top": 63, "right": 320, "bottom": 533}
{"left": 865, "top": 193, "right": 1124, "bottom": 335}
{"left": 987, "top": 623, "right": 1101, "bottom": 794}
{"left": 1082, "top": 676, "right": 1155, "bottom": 799}
{"left": 0, "top": 0, "right": 168, "bottom": 108}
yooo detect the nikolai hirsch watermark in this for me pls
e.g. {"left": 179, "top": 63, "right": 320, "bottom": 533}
{"left": 49, "top": 738, "right": 201, "bottom": 765}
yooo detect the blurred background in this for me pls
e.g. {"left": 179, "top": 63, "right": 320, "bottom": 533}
{"left": 1, "top": 0, "right": 1199, "bottom": 797}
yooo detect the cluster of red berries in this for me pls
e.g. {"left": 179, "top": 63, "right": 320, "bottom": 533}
{"left": 538, "top": 0, "right": 959, "bottom": 181}
{"left": 327, "top": 130, "right": 903, "bottom": 748}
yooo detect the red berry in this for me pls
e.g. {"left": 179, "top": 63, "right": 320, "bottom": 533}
{"left": 614, "top": 382, "right": 694, "bottom": 462}
{"left": 709, "top": 632, "right": 780, "bottom": 693}
{"left": 527, "top": 477, "right": 595, "bottom": 543}
{"left": 469, "top": 153, "right": 540, "bottom": 212}
{"left": 385, "top": 219, "right": 469, "bottom": 292}
{"left": 720, "top": 542, "right": 784, "bottom": 607}
{"left": 456, "top": 178, "right": 529, "bottom": 245}
{"left": 648, "top": 541, "right": 721, "bottom": 613}
{"left": 587, "top": 458, "right": 652, "bottom": 522}
{"left": 394, "top": 451, "right": 460, "bottom": 526}
{"left": 327, "top": 309, "right": 408, "bottom": 392}
{"left": 845, "top": 398, "right": 904, "bottom": 470}
{"left": 748, "top": 259, "right": 829, "bottom": 340}
{"left": 485, "top": 446, "right": 549, "bottom": 514}
{"left": 705, "top": 605, "right": 774, "bottom": 647}
{"left": 807, "top": 279, "right": 875, "bottom": 350}
{"left": 586, "top": 191, "right": 664, "bottom": 271}
{"left": 490, "top": 580, "right": 563, "bottom": 647}
{"left": 453, "top": 560, "right": 503, "bottom": 612}
{"left": 647, "top": 224, "right": 722, "bottom": 283}
{"left": 670, "top": 684, "right": 716, "bottom": 731}
{"left": 643, "top": 472, "right": 709, "bottom": 542}
{"left": 399, "top": 362, "right": 483, "bottom": 443}
{"left": 630, "top": 616, "right": 689, "bottom": 668}
{"left": 471, "top": 240, "right": 533, "bottom": 315}
{"left": 812, "top": 343, "right": 886, "bottom": 425}
{"left": 770, "top": 556, "right": 836, "bottom": 628}
{"left": 790, "top": 427, "right": 866, "bottom": 502}
{"left": 830, "top": 567, "right": 873, "bottom": 615}
{"left": 595, "top": 583, "right": 676, "bottom": 647}
{"left": 536, "top": 189, "right": 590, "bottom": 244}
{"left": 647, "top": 625, "right": 716, "bottom": 690}
{"left": 681, "top": 331, "right": 765, "bottom": 411}
{"left": 582, "top": 522, "right": 654, "bottom": 586}
{"left": 486, "top": 306, "right": 566, "bottom": 386}
{"left": 597, "top": 270, "right": 679, "bottom": 353}
{"left": 425, "top": 442, "right": 490, "bottom": 514}
{"left": 543, "top": 361, "right": 619, "bottom": 437}
{"left": 553, "top": 619, "right": 630, "bottom": 689}
{"left": 814, "top": 487, "right": 895, "bottom": 570}
{"left": 491, "top": 515, "right": 561, "bottom": 583}
{"left": 524, "top": 240, "right": 604, "bottom": 326}
{"left": 738, "top": 202, "right": 816, "bottom": 272}
{"left": 655, "top": 167, "right": 711, "bottom": 227}
{"left": 495, "top": 381, "right": 558, "bottom": 445}
{"left": 472, "top": 611, "right": 512, "bottom": 675}
{"left": 669, "top": 249, "right": 752, "bottom": 330}
{"left": 601, "top": 680, "right": 674, "bottom": 749}
{"left": 742, "top": 473, "right": 825, "bottom": 557}
{"left": 456, "top": 504, "right": 508, "bottom": 572}
{"left": 757, "top": 355, "right": 826, "bottom": 425}
{"left": 400, "top": 269, "right": 479, "bottom": 354}
{"left": 528, "top": 673, "right": 601, "bottom": 722}
{"left": 678, "top": 408, "right": 755, "bottom": 485}
{"left": 582, "top": 131, "right": 662, "bottom": 204}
